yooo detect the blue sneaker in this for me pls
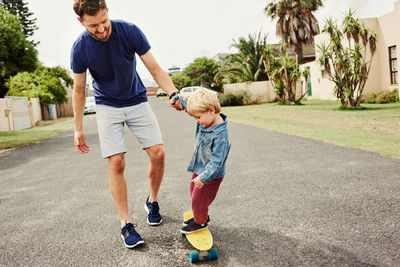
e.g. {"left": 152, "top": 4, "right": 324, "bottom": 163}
{"left": 144, "top": 196, "right": 163, "bottom": 226}
{"left": 121, "top": 223, "right": 144, "bottom": 248}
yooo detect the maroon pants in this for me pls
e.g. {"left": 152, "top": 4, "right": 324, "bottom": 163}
{"left": 190, "top": 173, "right": 223, "bottom": 225}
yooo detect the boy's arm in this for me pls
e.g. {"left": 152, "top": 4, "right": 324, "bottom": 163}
{"left": 197, "top": 139, "right": 230, "bottom": 184}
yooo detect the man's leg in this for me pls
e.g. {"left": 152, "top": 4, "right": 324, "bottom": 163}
{"left": 145, "top": 144, "right": 165, "bottom": 202}
{"left": 108, "top": 153, "right": 144, "bottom": 249}
{"left": 95, "top": 105, "right": 143, "bottom": 248}
{"left": 123, "top": 102, "right": 164, "bottom": 225}
{"left": 108, "top": 153, "right": 131, "bottom": 228}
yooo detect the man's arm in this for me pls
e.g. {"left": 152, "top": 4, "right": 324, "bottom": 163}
{"left": 140, "top": 50, "right": 185, "bottom": 109}
{"left": 72, "top": 72, "right": 90, "bottom": 153}
{"left": 140, "top": 50, "right": 177, "bottom": 96}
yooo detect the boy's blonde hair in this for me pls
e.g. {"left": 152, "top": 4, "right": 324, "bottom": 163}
{"left": 186, "top": 88, "right": 221, "bottom": 116}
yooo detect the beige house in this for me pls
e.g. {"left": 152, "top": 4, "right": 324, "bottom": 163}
{"left": 302, "top": 1, "right": 400, "bottom": 100}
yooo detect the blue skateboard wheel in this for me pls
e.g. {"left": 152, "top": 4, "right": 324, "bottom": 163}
{"left": 189, "top": 251, "right": 200, "bottom": 263}
{"left": 179, "top": 227, "right": 185, "bottom": 237}
{"left": 208, "top": 248, "right": 218, "bottom": 260}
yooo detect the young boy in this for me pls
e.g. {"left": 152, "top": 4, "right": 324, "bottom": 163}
{"left": 178, "top": 88, "right": 231, "bottom": 234}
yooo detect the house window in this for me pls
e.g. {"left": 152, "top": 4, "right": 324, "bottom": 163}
{"left": 389, "top": 46, "right": 398, "bottom": 84}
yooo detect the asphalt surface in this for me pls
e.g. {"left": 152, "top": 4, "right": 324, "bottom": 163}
{"left": 1, "top": 96, "right": 399, "bottom": 266}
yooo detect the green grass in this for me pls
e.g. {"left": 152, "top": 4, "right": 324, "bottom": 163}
{"left": 0, "top": 117, "right": 74, "bottom": 150}
{"left": 222, "top": 100, "right": 400, "bottom": 159}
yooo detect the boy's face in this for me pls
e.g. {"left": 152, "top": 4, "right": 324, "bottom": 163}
{"left": 192, "top": 107, "right": 218, "bottom": 128}
{"left": 78, "top": 8, "right": 111, "bottom": 42}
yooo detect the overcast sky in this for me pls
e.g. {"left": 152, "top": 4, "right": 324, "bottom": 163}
{"left": 27, "top": 0, "right": 398, "bottom": 82}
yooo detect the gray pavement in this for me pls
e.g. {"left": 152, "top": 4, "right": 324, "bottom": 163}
{"left": 1, "top": 96, "right": 399, "bottom": 266}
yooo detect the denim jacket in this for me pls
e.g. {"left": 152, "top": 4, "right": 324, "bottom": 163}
{"left": 187, "top": 113, "right": 231, "bottom": 183}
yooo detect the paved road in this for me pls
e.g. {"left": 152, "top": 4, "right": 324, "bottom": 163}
{"left": 1, "top": 97, "right": 399, "bottom": 266}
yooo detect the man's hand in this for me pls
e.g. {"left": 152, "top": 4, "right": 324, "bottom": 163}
{"left": 192, "top": 177, "right": 205, "bottom": 188}
{"left": 74, "top": 131, "right": 90, "bottom": 154}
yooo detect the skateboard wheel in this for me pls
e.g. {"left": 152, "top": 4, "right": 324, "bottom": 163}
{"left": 208, "top": 248, "right": 218, "bottom": 260}
{"left": 179, "top": 227, "right": 185, "bottom": 237}
{"left": 189, "top": 251, "right": 200, "bottom": 263}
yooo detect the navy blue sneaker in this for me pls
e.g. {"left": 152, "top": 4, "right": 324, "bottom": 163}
{"left": 121, "top": 223, "right": 144, "bottom": 248}
{"left": 144, "top": 196, "right": 163, "bottom": 226}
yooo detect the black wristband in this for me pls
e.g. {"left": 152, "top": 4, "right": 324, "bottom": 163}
{"left": 169, "top": 91, "right": 179, "bottom": 100}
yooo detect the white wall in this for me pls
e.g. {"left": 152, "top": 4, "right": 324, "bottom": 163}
{"left": 223, "top": 81, "right": 276, "bottom": 104}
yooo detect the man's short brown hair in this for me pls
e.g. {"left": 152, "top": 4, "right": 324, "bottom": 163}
{"left": 73, "top": 0, "right": 108, "bottom": 19}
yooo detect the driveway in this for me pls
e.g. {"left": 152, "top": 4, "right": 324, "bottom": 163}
{"left": 0, "top": 97, "right": 399, "bottom": 266}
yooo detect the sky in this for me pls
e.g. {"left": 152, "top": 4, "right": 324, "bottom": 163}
{"left": 26, "top": 0, "right": 398, "bottom": 83}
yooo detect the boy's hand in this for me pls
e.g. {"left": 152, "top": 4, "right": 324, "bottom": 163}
{"left": 192, "top": 177, "right": 205, "bottom": 188}
{"left": 171, "top": 95, "right": 188, "bottom": 110}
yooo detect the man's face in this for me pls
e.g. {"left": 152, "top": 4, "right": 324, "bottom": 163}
{"left": 79, "top": 8, "right": 111, "bottom": 41}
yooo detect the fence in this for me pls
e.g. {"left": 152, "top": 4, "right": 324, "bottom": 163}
{"left": 0, "top": 98, "right": 14, "bottom": 131}
{"left": 0, "top": 97, "right": 42, "bottom": 131}
{"left": 0, "top": 97, "right": 73, "bottom": 131}
{"left": 57, "top": 98, "right": 74, "bottom": 118}
{"left": 40, "top": 97, "right": 73, "bottom": 121}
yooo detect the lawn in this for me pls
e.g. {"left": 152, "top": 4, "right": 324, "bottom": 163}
{"left": 222, "top": 100, "right": 400, "bottom": 159}
{"left": 0, "top": 117, "right": 74, "bottom": 150}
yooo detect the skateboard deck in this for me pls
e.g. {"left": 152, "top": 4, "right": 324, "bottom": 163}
{"left": 181, "top": 211, "right": 218, "bottom": 263}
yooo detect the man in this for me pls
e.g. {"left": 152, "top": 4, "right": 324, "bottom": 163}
{"left": 71, "top": 0, "right": 181, "bottom": 248}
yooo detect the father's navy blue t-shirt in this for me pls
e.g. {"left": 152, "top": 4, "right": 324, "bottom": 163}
{"left": 70, "top": 20, "right": 150, "bottom": 107}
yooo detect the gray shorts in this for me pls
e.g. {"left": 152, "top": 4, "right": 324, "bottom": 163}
{"left": 95, "top": 102, "right": 163, "bottom": 158}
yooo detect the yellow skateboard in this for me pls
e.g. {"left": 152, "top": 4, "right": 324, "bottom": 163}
{"left": 180, "top": 211, "right": 218, "bottom": 263}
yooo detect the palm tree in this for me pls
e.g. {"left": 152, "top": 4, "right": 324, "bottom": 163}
{"left": 216, "top": 32, "right": 269, "bottom": 83}
{"left": 264, "top": 42, "right": 309, "bottom": 104}
{"left": 265, "top": 0, "right": 323, "bottom": 63}
{"left": 317, "top": 10, "right": 378, "bottom": 108}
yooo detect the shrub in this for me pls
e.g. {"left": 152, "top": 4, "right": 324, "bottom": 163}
{"left": 252, "top": 93, "right": 267, "bottom": 104}
{"left": 361, "top": 92, "right": 377, "bottom": 104}
{"left": 361, "top": 89, "right": 398, "bottom": 104}
{"left": 241, "top": 90, "right": 252, "bottom": 105}
{"left": 220, "top": 93, "right": 244, "bottom": 106}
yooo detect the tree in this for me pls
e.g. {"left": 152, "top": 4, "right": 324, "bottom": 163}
{"left": 264, "top": 42, "right": 309, "bottom": 104}
{"left": 171, "top": 73, "right": 191, "bottom": 90}
{"left": 0, "top": 5, "right": 38, "bottom": 97}
{"left": 265, "top": 0, "right": 322, "bottom": 63}
{"left": 317, "top": 10, "right": 377, "bottom": 108}
{"left": 0, "top": 0, "right": 38, "bottom": 45}
{"left": 216, "top": 32, "right": 269, "bottom": 83}
{"left": 213, "top": 57, "right": 244, "bottom": 86}
{"left": 6, "top": 65, "right": 73, "bottom": 104}
{"left": 182, "top": 57, "right": 220, "bottom": 90}
{"left": 171, "top": 57, "right": 220, "bottom": 91}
